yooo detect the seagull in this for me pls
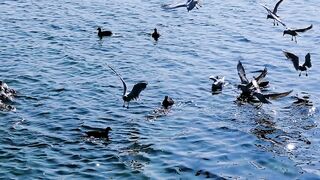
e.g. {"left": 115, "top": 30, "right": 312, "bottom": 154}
{"left": 85, "top": 127, "right": 112, "bottom": 139}
{"left": 283, "top": 24, "right": 312, "bottom": 43}
{"left": 209, "top": 75, "right": 225, "bottom": 92}
{"left": 97, "top": 27, "right": 112, "bottom": 39}
{"left": 162, "top": 96, "right": 174, "bottom": 108}
{"left": 260, "top": 1, "right": 286, "bottom": 27}
{"left": 237, "top": 61, "right": 269, "bottom": 89}
{"left": 162, "top": 0, "right": 202, "bottom": 12}
{"left": 108, "top": 65, "right": 147, "bottom": 108}
{"left": 152, "top": 28, "right": 160, "bottom": 41}
{"left": 282, "top": 50, "right": 311, "bottom": 76}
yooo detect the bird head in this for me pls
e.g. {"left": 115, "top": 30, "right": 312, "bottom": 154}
{"left": 164, "top": 96, "right": 168, "bottom": 100}
{"left": 123, "top": 95, "right": 129, "bottom": 101}
{"left": 283, "top": 30, "right": 288, "bottom": 36}
{"left": 154, "top": 28, "right": 157, "bottom": 32}
{"left": 105, "top": 127, "right": 112, "bottom": 132}
{"left": 266, "top": 15, "right": 272, "bottom": 19}
{"left": 97, "top": 27, "right": 101, "bottom": 31}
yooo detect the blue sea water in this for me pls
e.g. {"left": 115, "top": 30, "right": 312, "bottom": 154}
{"left": 0, "top": 0, "right": 320, "bottom": 179}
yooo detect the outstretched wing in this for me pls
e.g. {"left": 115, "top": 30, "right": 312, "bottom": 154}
{"left": 294, "top": 24, "right": 312, "bottom": 33}
{"left": 261, "top": 4, "right": 286, "bottom": 26}
{"left": 273, "top": 0, "right": 283, "bottom": 14}
{"left": 261, "top": 4, "right": 272, "bottom": 14}
{"left": 253, "top": 92, "right": 271, "bottom": 104}
{"left": 161, "top": 0, "right": 187, "bottom": 9}
{"left": 283, "top": 50, "right": 299, "bottom": 71}
{"left": 255, "top": 67, "right": 267, "bottom": 83}
{"left": 237, "top": 61, "right": 249, "bottom": 84}
{"left": 126, "top": 82, "right": 147, "bottom": 101}
{"left": 264, "top": 90, "right": 292, "bottom": 100}
{"left": 107, "top": 64, "right": 127, "bottom": 96}
{"left": 303, "top": 53, "right": 312, "bottom": 68}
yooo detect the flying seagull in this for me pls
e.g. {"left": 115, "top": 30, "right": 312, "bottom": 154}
{"left": 97, "top": 27, "right": 112, "bottom": 39}
{"left": 283, "top": 24, "right": 313, "bottom": 43}
{"left": 152, "top": 28, "right": 160, "bottom": 41}
{"left": 260, "top": 0, "right": 286, "bottom": 27}
{"left": 162, "top": 0, "right": 202, "bottom": 12}
{"left": 282, "top": 50, "right": 311, "bottom": 76}
{"left": 108, "top": 65, "right": 147, "bottom": 108}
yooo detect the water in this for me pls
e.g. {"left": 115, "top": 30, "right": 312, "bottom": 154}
{"left": 0, "top": 0, "right": 319, "bottom": 179}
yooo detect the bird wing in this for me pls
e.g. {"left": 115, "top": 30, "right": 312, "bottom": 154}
{"left": 252, "top": 79, "right": 261, "bottom": 93}
{"left": 237, "top": 61, "right": 249, "bottom": 84}
{"left": 253, "top": 92, "right": 271, "bottom": 104}
{"left": 273, "top": 0, "right": 283, "bottom": 14}
{"left": 264, "top": 90, "right": 293, "bottom": 100}
{"left": 282, "top": 50, "right": 299, "bottom": 71}
{"left": 261, "top": 4, "right": 286, "bottom": 26}
{"left": 294, "top": 24, "right": 313, "bottom": 33}
{"left": 107, "top": 64, "right": 127, "bottom": 96}
{"left": 303, "top": 53, "right": 312, "bottom": 68}
{"left": 126, "top": 82, "right": 147, "bottom": 101}
{"left": 161, "top": 0, "right": 187, "bottom": 9}
{"left": 209, "top": 75, "right": 218, "bottom": 82}
{"left": 255, "top": 67, "right": 267, "bottom": 83}
{"left": 261, "top": 4, "right": 272, "bottom": 14}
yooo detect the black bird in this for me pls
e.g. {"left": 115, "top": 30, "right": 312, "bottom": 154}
{"left": 209, "top": 76, "right": 225, "bottom": 92}
{"left": 283, "top": 50, "right": 312, "bottom": 76}
{"left": 261, "top": 0, "right": 285, "bottom": 26}
{"left": 237, "top": 61, "right": 269, "bottom": 89}
{"left": 97, "top": 27, "right": 112, "bottom": 39}
{"left": 108, "top": 65, "right": 147, "bottom": 108}
{"left": 152, "top": 28, "right": 160, "bottom": 41}
{"left": 283, "top": 24, "right": 313, "bottom": 43}
{"left": 162, "top": 96, "right": 174, "bottom": 108}
{"left": 85, "top": 127, "right": 112, "bottom": 139}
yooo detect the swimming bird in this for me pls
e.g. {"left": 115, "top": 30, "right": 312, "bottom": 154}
{"left": 108, "top": 65, "right": 147, "bottom": 108}
{"left": 152, "top": 28, "right": 160, "bottom": 41}
{"left": 261, "top": 1, "right": 286, "bottom": 27}
{"left": 282, "top": 50, "right": 311, "bottom": 76}
{"left": 209, "top": 75, "right": 225, "bottom": 92}
{"left": 283, "top": 24, "right": 312, "bottom": 43}
{"left": 162, "top": 96, "right": 174, "bottom": 108}
{"left": 162, "top": 0, "right": 202, "bottom": 12}
{"left": 85, "top": 127, "right": 112, "bottom": 139}
{"left": 97, "top": 27, "right": 112, "bottom": 39}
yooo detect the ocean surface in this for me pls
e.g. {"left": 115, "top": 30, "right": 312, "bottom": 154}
{"left": 1, "top": 0, "right": 320, "bottom": 179}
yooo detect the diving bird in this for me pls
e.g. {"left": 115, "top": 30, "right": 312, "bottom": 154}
{"left": 152, "top": 28, "right": 160, "bottom": 41}
{"left": 237, "top": 61, "right": 269, "bottom": 89}
{"left": 162, "top": 0, "right": 202, "bottom": 12}
{"left": 283, "top": 24, "right": 313, "bottom": 43}
{"left": 162, "top": 96, "right": 174, "bottom": 108}
{"left": 282, "top": 50, "right": 311, "bottom": 76}
{"left": 209, "top": 75, "right": 225, "bottom": 92}
{"left": 85, "top": 127, "right": 112, "bottom": 139}
{"left": 97, "top": 27, "right": 112, "bottom": 39}
{"left": 261, "top": 0, "right": 286, "bottom": 27}
{"left": 108, "top": 65, "right": 147, "bottom": 108}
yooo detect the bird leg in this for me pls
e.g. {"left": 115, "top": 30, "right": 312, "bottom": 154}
{"left": 123, "top": 101, "right": 126, "bottom": 108}
{"left": 295, "top": 36, "right": 297, "bottom": 43}
{"left": 306, "top": 70, "right": 308, "bottom": 76}
{"left": 127, "top": 102, "right": 129, "bottom": 109}
{"left": 299, "top": 71, "right": 302, "bottom": 77}
{"left": 273, "top": 20, "right": 275, "bottom": 26}
{"left": 291, "top": 36, "right": 293, "bottom": 41}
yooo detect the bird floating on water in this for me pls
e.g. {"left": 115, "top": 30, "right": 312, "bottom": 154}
{"left": 261, "top": 0, "right": 286, "bottom": 26}
{"left": 108, "top": 65, "right": 147, "bottom": 108}
{"left": 97, "top": 27, "right": 112, "bottom": 39}
{"left": 162, "top": 96, "right": 174, "bottom": 108}
{"left": 152, "top": 28, "right": 160, "bottom": 41}
{"left": 162, "top": 0, "right": 202, "bottom": 12}
{"left": 209, "top": 75, "right": 225, "bottom": 92}
{"left": 283, "top": 24, "right": 313, "bottom": 43}
{"left": 282, "top": 50, "right": 311, "bottom": 76}
{"left": 85, "top": 127, "right": 112, "bottom": 140}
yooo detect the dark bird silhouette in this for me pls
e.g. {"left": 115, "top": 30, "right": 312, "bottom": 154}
{"left": 252, "top": 78, "right": 271, "bottom": 104}
{"left": 282, "top": 50, "right": 311, "bottom": 76}
{"left": 209, "top": 76, "right": 225, "bottom": 92}
{"left": 237, "top": 61, "right": 269, "bottom": 89}
{"left": 264, "top": 90, "right": 293, "bottom": 100}
{"left": 162, "top": 96, "right": 174, "bottom": 108}
{"left": 85, "top": 127, "right": 112, "bottom": 139}
{"left": 261, "top": 0, "right": 285, "bottom": 26}
{"left": 152, "top": 28, "right": 160, "bottom": 41}
{"left": 293, "top": 95, "right": 313, "bottom": 106}
{"left": 97, "top": 27, "right": 112, "bottom": 39}
{"left": 108, "top": 65, "right": 147, "bottom": 108}
{"left": 283, "top": 24, "right": 312, "bottom": 43}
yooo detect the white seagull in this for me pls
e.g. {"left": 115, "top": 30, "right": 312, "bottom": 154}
{"left": 162, "top": 0, "right": 203, "bottom": 12}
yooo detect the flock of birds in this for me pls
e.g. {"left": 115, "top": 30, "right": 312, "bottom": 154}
{"left": 1, "top": 0, "right": 315, "bottom": 140}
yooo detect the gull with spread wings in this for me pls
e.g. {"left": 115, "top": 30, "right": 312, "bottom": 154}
{"left": 108, "top": 65, "right": 147, "bottom": 108}
{"left": 261, "top": 0, "right": 286, "bottom": 27}
{"left": 162, "top": 0, "right": 203, "bottom": 12}
{"left": 282, "top": 50, "right": 312, "bottom": 76}
{"left": 283, "top": 24, "right": 313, "bottom": 43}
